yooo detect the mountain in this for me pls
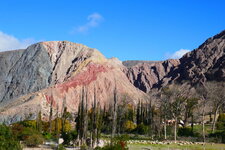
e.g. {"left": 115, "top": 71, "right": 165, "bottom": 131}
{"left": 157, "top": 30, "right": 225, "bottom": 88}
{"left": 123, "top": 59, "right": 180, "bottom": 92}
{"left": 123, "top": 30, "right": 225, "bottom": 91}
{"left": 0, "top": 41, "right": 146, "bottom": 124}
{"left": 0, "top": 30, "right": 224, "bottom": 124}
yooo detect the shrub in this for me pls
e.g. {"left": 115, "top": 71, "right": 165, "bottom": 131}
{"left": 166, "top": 125, "right": 174, "bottom": 136}
{"left": 17, "top": 127, "right": 44, "bottom": 147}
{"left": 209, "top": 130, "right": 225, "bottom": 143}
{"left": 134, "top": 123, "right": 148, "bottom": 135}
{"left": 95, "top": 141, "right": 128, "bottom": 150}
{"left": 100, "top": 141, "right": 128, "bottom": 150}
{"left": 20, "top": 120, "right": 37, "bottom": 129}
{"left": 123, "top": 120, "right": 136, "bottom": 132}
{"left": 0, "top": 125, "right": 22, "bottom": 150}
{"left": 61, "top": 130, "right": 77, "bottom": 145}
{"left": 43, "top": 132, "right": 53, "bottom": 140}
{"left": 0, "top": 140, "right": 22, "bottom": 150}
{"left": 57, "top": 144, "right": 66, "bottom": 150}
{"left": 95, "top": 135, "right": 129, "bottom": 150}
{"left": 62, "top": 132, "right": 72, "bottom": 145}
{"left": 178, "top": 127, "right": 193, "bottom": 137}
{"left": 24, "top": 133, "right": 44, "bottom": 147}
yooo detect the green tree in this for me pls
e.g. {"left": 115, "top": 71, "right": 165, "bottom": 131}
{"left": 111, "top": 84, "right": 118, "bottom": 144}
{"left": 36, "top": 111, "right": 42, "bottom": 132}
{"left": 0, "top": 124, "right": 22, "bottom": 150}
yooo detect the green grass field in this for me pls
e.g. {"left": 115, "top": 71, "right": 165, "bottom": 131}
{"left": 128, "top": 143, "right": 225, "bottom": 150}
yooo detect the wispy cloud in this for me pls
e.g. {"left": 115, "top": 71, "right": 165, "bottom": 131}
{"left": 72, "top": 13, "right": 103, "bottom": 34}
{"left": 0, "top": 31, "right": 36, "bottom": 52}
{"left": 166, "top": 49, "right": 191, "bottom": 59}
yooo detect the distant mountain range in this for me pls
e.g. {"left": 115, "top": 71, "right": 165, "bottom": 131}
{"left": 0, "top": 30, "right": 224, "bottom": 124}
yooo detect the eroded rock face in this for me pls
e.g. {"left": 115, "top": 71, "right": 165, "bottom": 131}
{"left": 0, "top": 41, "right": 147, "bottom": 124}
{"left": 158, "top": 30, "right": 225, "bottom": 87}
{"left": 123, "top": 59, "right": 180, "bottom": 92}
{"left": 0, "top": 44, "right": 52, "bottom": 105}
{"left": 123, "top": 30, "right": 225, "bottom": 91}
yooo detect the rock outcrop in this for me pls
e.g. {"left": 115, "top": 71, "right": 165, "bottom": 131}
{"left": 157, "top": 30, "right": 225, "bottom": 87}
{"left": 0, "top": 41, "right": 147, "bottom": 124}
{"left": 123, "top": 59, "right": 180, "bottom": 92}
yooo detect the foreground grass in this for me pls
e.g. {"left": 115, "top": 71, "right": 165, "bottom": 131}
{"left": 128, "top": 143, "right": 225, "bottom": 150}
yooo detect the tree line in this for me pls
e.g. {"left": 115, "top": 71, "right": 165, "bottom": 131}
{"left": 0, "top": 81, "right": 224, "bottom": 149}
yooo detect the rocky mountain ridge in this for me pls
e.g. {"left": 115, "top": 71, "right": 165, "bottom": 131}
{"left": 123, "top": 30, "right": 225, "bottom": 91}
{"left": 0, "top": 41, "right": 146, "bottom": 124}
{"left": 157, "top": 30, "right": 225, "bottom": 88}
{"left": 0, "top": 30, "right": 224, "bottom": 124}
{"left": 123, "top": 59, "right": 180, "bottom": 92}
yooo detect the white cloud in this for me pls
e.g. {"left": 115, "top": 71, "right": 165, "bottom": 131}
{"left": 0, "top": 31, "right": 35, "bottom": 52}
{"left": 72, "top": 13, "right": 103, "bottom": 34}
{"left": 167, "top": 49, "right": 191, "bottom": 59}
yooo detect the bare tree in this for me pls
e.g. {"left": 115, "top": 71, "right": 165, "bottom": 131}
{"left": 183, "top": 97, "right": 199, "bottom": 128}
{"left": 162, "top": 84, "right": 187, "bottom": 143}
{"left": 196, "top": 82, "right": 225, "bottom": 136}
{"left": 195, "top": 83, "right": 210, "bottom": 143}
{"left": 206, "top": 82, "right": 225, "bottom": 133}
{"left": 160, "top": 89, "right": 170, "bottom": 140}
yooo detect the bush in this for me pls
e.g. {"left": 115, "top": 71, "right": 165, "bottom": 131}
{"left": 62, "top": 130, "right": 77, "bottom": 145}
{"left": 57, "top": 144, "right": 66, "bottom": 150}
{"left": 16, "top": 127, "right": 44, "bottom": 147}
{"left": 0, "top": 125, "right": 22, "bottom": 150}
{"left": 123, "top": 120, "right": 136, "bottom": 132}
{"left": 209, "top": 131, "right": 225, "bottom": 143}
{"left": 20, "top": 120, "right": 37, "bottom": 129}
{"left": 178, "top": 127, "right": 193, "bottom": 137}
{"left": 62, "top": 132, "right": 72, "bottom": 145}
{"left": 134, "top": 123, "right": 148, "bottom": 135}
{"left": 0, "top": 140, "right": 22, "bottom": 150}
{"left": 24, "top": 133, "right": 44, "bottom": 147}
{"left": 165, "top": 125, "right": 174, "bottom": 136}
{"left": 43, "top": 132, "right": 53, "bottom": 140}
{"left": 95, "top": 135, "right": 129, "bottom": 150}
{"left": 95, "top": 141, "right": 128, "bottom": 150}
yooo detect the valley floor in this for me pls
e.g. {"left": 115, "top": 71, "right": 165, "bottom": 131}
{"left": 128, "top": 143, "right": 225, "bottom": 150}
{"left": 22, "top": 142, "right": 225, "bottom": 150}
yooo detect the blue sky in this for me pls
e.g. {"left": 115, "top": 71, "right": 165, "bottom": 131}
{"left": 0, "top": 0, "right": 225, "bottom": 61}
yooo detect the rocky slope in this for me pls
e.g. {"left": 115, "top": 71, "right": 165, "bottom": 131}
{"left": 123, "top": 30, "right": 225, "bottom": 91}
{"left": 157, "top": 30, "right": 225, "bottom": 88}
{"left": 123, "top": 59, "right": 180, "bottom": 92}
{"left": 0, "top": 41, "right": 147, "bottom": 124}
